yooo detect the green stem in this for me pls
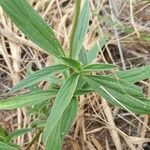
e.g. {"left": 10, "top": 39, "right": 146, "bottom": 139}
{"left": 69, "top": 0, "right": 81, "bottom": 58}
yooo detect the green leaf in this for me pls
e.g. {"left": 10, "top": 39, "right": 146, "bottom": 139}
{"left": 44, "top": 98, "right": 78, "bottom": 150}
{"left": 0, "top": 90, "right": 57, "bottom": 110}
{"left": 7, "top": 128, "right": 32, "bottom": 142}
{"left": 0, "top": 0, "right": 65, "bottom": 58}
{"left": 75, "top": 76, "right": 93, "bottom": 95}
{"left": 43, "top": 73, "right": 79, "bottom": 148}
{"left": 81, "top": 63, "right": 117, "bottom": 72}
{"left": 62, "top": 69, "right": 69, "bottom": 81}
{"left": 31, "top": 120, "right": 46, "bottom": 128}
{"left": 0, "top": 127, "right": 9, "bottom": 142}
{"left": 60, "top": 97, "right": 77, "bottom": 139}
{"left": 11, "top": 64, "right": 67, "bottom": 92}
{"left": 44, "top": 76, "right": 62, "bottom": 85}
{"left": 71, "top": 0, "right": 90, "bottom": 58}
{"left": 76, "top": 76, "right": 86, "bottom": 89}
{"left": 124, "top": 104, "right": 150, "bottom": 114}
{"left": 100, "top": 86, "right": 150, "bottom": 114}
{"left": 87, "top": 35, "right": 108, "bottom": 63}
{"left": 25, "top": 67, "right": 40, "bottom": 92}
{"left": 90, "top": 75, "right": 143, "bottom": 97}
{"left": 27, "top": 100, "right": 50, "bottom": 115}
{"left": 45, "top": 122, "right": 61, "bottom": 150}
{"left": 60, "top": 57, "right": 81, "bottom": 71}
{"left": 75, "top": 89, "right": 93, "bottom": 96}
{"left": 78, "top": 47, "right": 88, "bottom": 65}
{"left": 109, "top": 65, "right": 150, "bottom": 83}
{"left": 0, "top": 141, "right": 18, "bottom": 150}
{"left": 83, "top": 75, "right": 150, "bottom": 114}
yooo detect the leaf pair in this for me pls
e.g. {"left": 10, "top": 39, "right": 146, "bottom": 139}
{"left": 43, "top": 73, "right": 79, "bottom": 149}
{"left": 83, "top": 75, "right": 150, "bottom": 114}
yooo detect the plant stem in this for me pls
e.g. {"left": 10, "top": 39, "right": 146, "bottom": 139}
{"left": 25, "top": 129, "right": 42, "bottom": 150}
{"left": 69, "top": 0, "right": 81, "bottom": 58}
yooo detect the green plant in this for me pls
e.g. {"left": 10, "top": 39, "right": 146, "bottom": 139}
{"left": 0, "top": 0, "right": 150, "bottom": 149}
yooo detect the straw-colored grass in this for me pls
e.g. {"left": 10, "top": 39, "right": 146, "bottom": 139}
{"left": 0, "top": 0, "right": 150, "bottom": 149}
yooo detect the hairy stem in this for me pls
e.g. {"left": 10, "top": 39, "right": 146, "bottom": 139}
{"left": 69, "top": 0, "right": 81, "bottom": 58}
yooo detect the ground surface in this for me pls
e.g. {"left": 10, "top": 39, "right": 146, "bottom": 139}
{"left": 0, "top": 0, "right": 150, "bottom": 149}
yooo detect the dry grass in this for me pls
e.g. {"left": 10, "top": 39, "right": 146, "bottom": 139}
{"left": 0, "top": 0, "right": 150, "bottom": 149}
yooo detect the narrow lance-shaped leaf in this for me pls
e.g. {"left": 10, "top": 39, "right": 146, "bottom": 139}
{"left": 75, "top": 76, "right": 93, "bottom": 96}
{"left": 0, "top": 0, "right": 65, "bottom": 58}
{"left": 87, "top": 35, "right": 108, "bottom": 63}
{"left": 83, "top": 76, "right": 121, "bottom": 107}
{"left": 78, "top": 35, "right": 108, "bottom": 65}
{"left": 45, "top": 121, "right": 61, "bottom": 150}
{"left": 43, "top": 73, "right": 79, "bottom": 149}
{"left": 11, "top": 64, "right": 67, "bottom": 92}
{"left": 81, "top": 63, "right": 117, "bottom": 72}
{"left": 30, "top": 97, "right": 78, "bottom": 130}
{"left": 71, "top": 0, "right": 90, "bottom": 58}
{"left": 45, "top": 97, "right": 78, "bottom": 150}
{"left": 0, "top": 90, "right": 57, "bottom": 110}
{"left": 76, "top": 75, "right": 87, "bottom": 90}
{"left": 75, "top": 89, "right": 93, "bottom": 96}
{"left": 89, "top": 75, "right": 143, "bottom": 97}
{"left": 78, "top": 47, "right": 88, "bottom": 65}
{"left": 31, "top": 120, "right": 46, "bottom": 128}
{"left": 60, "top": 97, "right": 78, "bottom": 139}
{"left": 83, "top": 75, "right": 150, "bottom": 114}
{"left": 7, "top": 128, "right": 32, "bottom": 142}
{"left": 99, "top": 85, "right": 150, "bottom": 114}
{"left": 109, "top": 65, "right": 150, "bottom": 83}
